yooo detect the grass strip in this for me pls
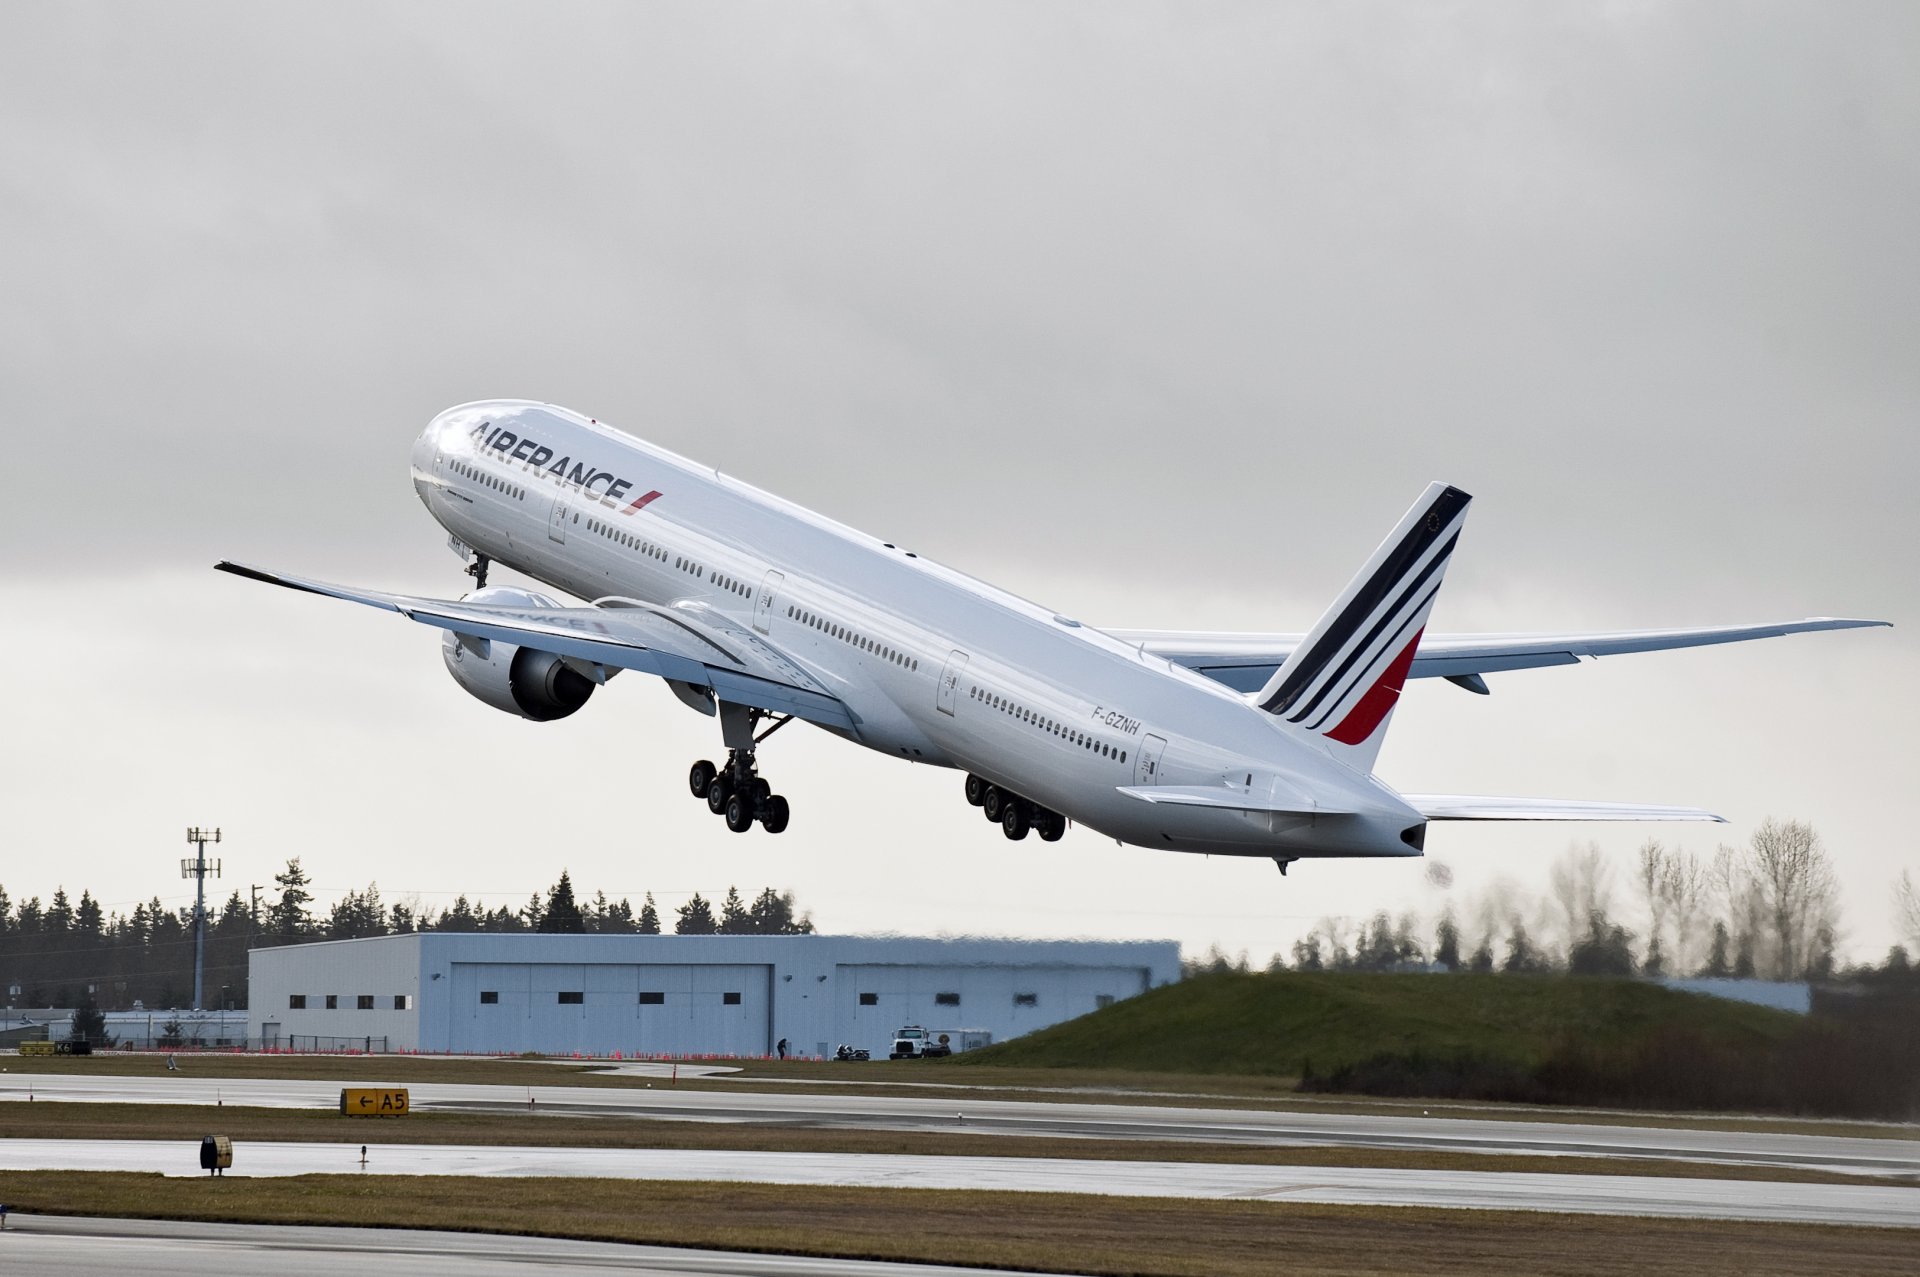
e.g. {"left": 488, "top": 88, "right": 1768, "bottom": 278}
{"left": 1, "top": 1103, "right": 1909, "bottom": 1188}
{"left": 2, "top": 1170, "right": 1914, "bottom": 1276}
{"left": 8, "top": 1054, "right": 1913, "bottom": 1141}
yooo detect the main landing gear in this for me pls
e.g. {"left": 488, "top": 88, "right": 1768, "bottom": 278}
{"left": 963, "top": 773, "right": 1066, "bottom": 843}
{"left": 465, "top": 553, "right": 491, "bottom": 589}
{"left": 688, "top": 704, "right": 793, "bottom": 835}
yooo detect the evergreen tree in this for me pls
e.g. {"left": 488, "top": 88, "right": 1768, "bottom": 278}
{"left": 437, "top": 896, "right": 481, "bottom": 932}
{"left": 541, "top": 872, "right": 585, "bottom": 934}
{"left": 1502, "top": 921, "right": 1542, "bottom": 973}
{"left": 270, "top": 859, "right": 314, "bottom": 942}
{"left": 1568, "top": 910, "right": 1636, "bottom": 976}
{"left": 1434, "top": 912, "right": 1461, "bottom": 972}
{"left": 637, "top": 893, "right": 661, "bottom": 935}
{"left": 46, "top": 887, "right": 74, "bottom": 937}
{"left": 521, "top": 893, "right": 544, "bottom": 931}
{"left": 1291, "top": 933, "right": 1324, "bottom": 971}
{"left": 1468, "top": 939, "right": 1495, "bottom": 973}
{"left": 75, "top": 891, "right": 104, "bottom": 939}
{"left": 1703, "top": 921, "right": 1733, "bottom": 977}
{"left": 675, "top": 892, "right": 717, "bottom": 935}
{"left": 748, "top": 888, "right": 812, "bottom": 935}
{"left": 70, "top": 993, "right": 108, "bottom": 1045}
{"left": 390, "top": 902, "right": 417, "bottom": 934}
{"left": 717, "top": 886, "right": 752, "bottom": 934}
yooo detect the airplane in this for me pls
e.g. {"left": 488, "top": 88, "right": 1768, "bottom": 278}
{"left": 218, "top": 400, "right": 1888, "bottom": 873}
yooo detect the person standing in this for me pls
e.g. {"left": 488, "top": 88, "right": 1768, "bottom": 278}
{"left": 776, "top": 1037, "right": 788, "bottom": 1060}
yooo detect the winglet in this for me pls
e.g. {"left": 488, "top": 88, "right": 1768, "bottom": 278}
{"left": 1255, "top": 482, "right": 1471, "bottom": 771}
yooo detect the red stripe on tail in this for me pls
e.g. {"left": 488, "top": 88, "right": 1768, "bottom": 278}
{"left": 1324, "top": 628, "right": 1423, "bottom": 747}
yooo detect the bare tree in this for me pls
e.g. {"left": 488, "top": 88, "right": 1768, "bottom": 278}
{"left": 1893, "top": 870, "right": 1920, "bottom": 951}
{"left": 1636, "top": 840, "right": 1669, "bottom": 973}
{"left": 1661, "top": 849, "right": 1708, "bottom": 975}
{"left": 1746, "top": 818, "right": 1839, "bottom": 981}
{"left": 1709, "top": 843, "right": 1763, "bottom": 976}
{"left": 1549, "top": 841, "right": 1615, "bottom": 956}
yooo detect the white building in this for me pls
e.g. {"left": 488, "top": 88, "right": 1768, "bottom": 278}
{"left": 248, "top": 933, "right": 1180, "bottom": 1059}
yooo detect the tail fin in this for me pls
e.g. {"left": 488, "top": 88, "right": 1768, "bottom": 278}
{"left": 1255, "top": 482, "right": 1471, "bottom": 771}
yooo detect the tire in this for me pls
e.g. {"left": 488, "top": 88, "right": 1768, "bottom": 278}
{"left": 982, "top": 787, "right": 1004, "bottom": 822}
{"left": 689, "top": 760, "right": 717, "bottom": 799}
{"left": 1001, "top": 799, "right": 1030, "bottom": 840}
{"left": 964, "top": 774, "right": 987, "bottom": 807}
{"left": 1038, "top": 811, "right": 1066, "bottom": 842}
{"left": 750, "top": 777, "right": 772, "bottom": 803}
{"left": 761, "top": 794, "right": 790, "bottom": 834}
{"left": 725, "top": 791, "right": 755, "bottom": 833}
{"left": 707, "top": 776, "right": 732, "bottom": 815}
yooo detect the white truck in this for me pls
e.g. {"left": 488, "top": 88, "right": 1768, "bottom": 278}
{"left": 889, "top": 1025, "right": 992, "bottom": 1059}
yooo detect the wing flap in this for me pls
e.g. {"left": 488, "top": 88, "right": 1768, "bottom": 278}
{"left": 215, "top": 562, "right": 855, "bottom": 730}
{"left": 1406, "top": 795, "right": 1726, "bottom": 823}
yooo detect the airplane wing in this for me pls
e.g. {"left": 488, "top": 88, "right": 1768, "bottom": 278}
{"left": 215, "top": 562, "right": 854, "bottom": 730}
{"left": 1405, "top": 795, "right": 1725, "bottom": 823}
{"left": 1106, "top": 618, "right": 1891, "bottom": 695}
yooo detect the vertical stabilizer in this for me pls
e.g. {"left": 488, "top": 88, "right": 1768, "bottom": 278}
{"left": 1255, "top": 482, "right": 1471, "bottom": 772}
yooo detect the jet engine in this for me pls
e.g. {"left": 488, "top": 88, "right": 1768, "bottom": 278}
{"left": 440, "top": 587, "right": 597, "bottom": 722}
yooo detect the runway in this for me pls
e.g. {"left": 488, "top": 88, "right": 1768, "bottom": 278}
{"left": 0, "top": 1213, "right": 1049, "bottom": 1276}
{"left": 4, "top": 1138, "right": 1918, "bottom": 1227}
{"left": 6, "top": 1070, "right": 1917, "bottom": 1180}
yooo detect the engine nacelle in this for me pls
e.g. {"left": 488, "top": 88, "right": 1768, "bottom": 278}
{"left": 440, "top": 587, "right": 596, "bottom": 722}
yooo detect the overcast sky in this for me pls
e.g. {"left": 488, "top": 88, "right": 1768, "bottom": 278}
{"left": 3, "top": 3, "right": 1913, "bottom": 967}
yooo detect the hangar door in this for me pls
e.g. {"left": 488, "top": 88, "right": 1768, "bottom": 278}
{"left": 448, "top": 962, "right": 772, "bottom": 1057}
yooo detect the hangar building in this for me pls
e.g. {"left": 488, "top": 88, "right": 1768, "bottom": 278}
{"left": 247, "top": 933, "right": 1180, "bottom": 1059}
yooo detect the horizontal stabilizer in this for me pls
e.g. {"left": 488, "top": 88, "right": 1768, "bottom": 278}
{"left": 1406, "top": 795, "right": 1725, "bottom": 823}
{"left": 1116, "top": 785, "right": 1352, "bottom": 816}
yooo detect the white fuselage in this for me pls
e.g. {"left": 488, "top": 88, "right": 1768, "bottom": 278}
{"left": 411, "top": 401, "right": 1425, "bottom": 859}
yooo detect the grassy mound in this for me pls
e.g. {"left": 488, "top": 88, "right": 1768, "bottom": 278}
{"left": 955, "top": 971, "right": 1800, "bottom": 1078}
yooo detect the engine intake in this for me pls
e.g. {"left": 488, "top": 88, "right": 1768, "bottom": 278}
{"left": 440, "top": 587, "right": 597, "bottom": 722}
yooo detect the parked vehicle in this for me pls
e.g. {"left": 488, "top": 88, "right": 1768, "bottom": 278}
{"left": 833, "top": 1044, "right": 871, "bottom": 1061}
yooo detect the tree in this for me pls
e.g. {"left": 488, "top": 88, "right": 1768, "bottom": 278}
{"left": 1636, "top": 840, "right": 1668, "bottom": 970}
{"left": 717, "top": 886, "right": 752, "bottom": 935}
{"left": 1291, "top": 932, "right": 1324, "bottom": 971}
{"left": 1502, "top": 920, "right": 1544, "bottom": 974}
{"left": 270, "top": 859, "right": 314, "bottom": 942}
{"left": 1434, "top": 911, "right": 1461, "bottom": 972}
{"left": 675, "top": 892, "right": 716, "bottom": 935}
{"left": 1549, "top": 842, "right": 1614, "bottom": 957}
{"left": 1661, "top": 849, "right": 1708, "bottom": 975}
{"left": 637, "top": 893, "right": 661, "bottom": 935}
{"left": 1569, "top": 910, "right": 1636, "bottom": 976}
{"left": 437, "top": 896, "right": 480, "bottom": 932}
{"left": 748, "top": 888, "right": 811, "bottom": 934}
{"left": 1747, "top": 818, "right": 1838, "bottom": 980}
{"left": 1700, "top": 921, "right": 1731, "bottom": 976}
{"left": 1894, "top": 870, "right": 1920, "bottom": 951}
{"left": 328, "top": 884, "right": 387, "bottom": 940}
{"left": 70, "top": 994, "right": 108, "bottom": 1046}
{"left": 540, "top": 872, "right": 585, "bottom": 934}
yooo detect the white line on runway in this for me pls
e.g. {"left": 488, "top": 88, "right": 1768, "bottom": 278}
{"left": 3, "top": 1139, "right": 1917, "bottom": 1228}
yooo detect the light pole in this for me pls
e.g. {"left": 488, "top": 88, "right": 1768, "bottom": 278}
{"left": 183, "top": 828, "right": 222, "bottom": 1012}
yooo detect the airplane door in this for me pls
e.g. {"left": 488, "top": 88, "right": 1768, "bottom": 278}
{"left": 547, "top": 493, "right": 567, "bottom": 544}
{"left": 1135, "top": 734, "right": 1167, "bottom": 786}
{"left": 936, "top": 650, "right": 969, "bottom": 716}
{"left": 754, "top": 570, "right": 785, "bottom": 634}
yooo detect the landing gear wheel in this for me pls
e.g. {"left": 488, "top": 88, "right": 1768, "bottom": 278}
{"left": 761, "top": 795, "right": 790, "bottom": 834}
{"left": 964, "top": 774, "right": 988, "bottom": 807}
{"left": 750, "top": 777, "right": 772, "bottom": 804}
{"left": 1037, "top": 811, "right": 1066, "bottom": 842}
{"left": 982, "top": 787, "right": 1005, "bottom": 822}
{"left": 689, "top": 760, "right": 717, "bottom": 799}
{"left": 1001, "top": 799, "right": 1031, "bottom": 841}
{"left": 724, "top": 792, "right": 755, "bottom": 833}
{"left": 707, "top": 776, "right": 733, "bottom": 815}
